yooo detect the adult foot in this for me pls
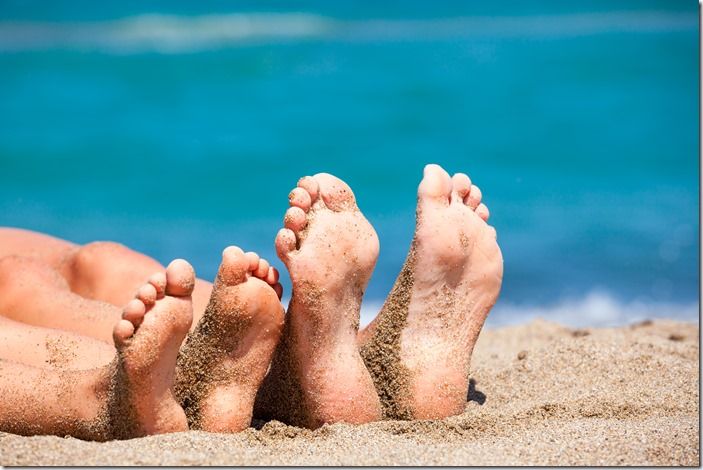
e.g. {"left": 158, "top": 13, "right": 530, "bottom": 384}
{"left": 107, "top": 259, "right": 195, "bottom": 438}
{"left": 175, "top": 246, "right": 284, "bottom": 432}
{"left": 359, "top": 164, "right": 503, "bottom": 420}
{"left": 254, "top": 173, "right": 382, "bottom": 428}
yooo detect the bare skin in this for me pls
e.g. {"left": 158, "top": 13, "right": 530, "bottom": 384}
{"left": 0, "top": 316, "right": 114, "bottom": 370}
{"left": 175, "top": 246, "right": 284, "bottom": 433}
{"left": 254, "top": 174, "right": 382, "bottom": 428}
{"left": 359, "top": 164, "right": 503, "bottom": 420}
{"left": 0, "top": 259, "right": 195, "bottom": 440}
{"left": 0, "top": 228, "right": 214, "bottom": 344}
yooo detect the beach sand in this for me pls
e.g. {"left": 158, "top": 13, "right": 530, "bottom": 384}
{"left": 1, "top": 318, "right": 698, "bottom": 466}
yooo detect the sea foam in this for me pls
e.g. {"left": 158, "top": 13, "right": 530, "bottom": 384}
{"left": 0, "top": 11, "right": 696, "bottom": 53}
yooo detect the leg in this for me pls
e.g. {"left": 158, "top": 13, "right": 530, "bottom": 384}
{"left": 0, "top": 227, "right": 216, "bottom": 347}
{"left": 254, "top": 174, "right": 382, "bottom": 428}
{"left": 0, "top": 227, "right": 76, "bottom": 269}
{"left": 0, "top": 259, "right": 196, "bottom": 440}
{"left": 0, "top": 359, "right": 113, "bottom": 440}
{"left": 0, "top": 316, "right": 114, "bottom": 370}
{"left": 359, "top": 164, "right": 503, "bottom": 419}
{"left": 0, "top": 255, "right": 122, "bottom": 343}
{"left": 175, "top": 246, "right": 284, "bottom": 433}
{"left": 61, "top": 241, "right": 214, "bottom": 323}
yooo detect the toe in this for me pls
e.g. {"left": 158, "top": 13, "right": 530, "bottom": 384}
{"left": 148, "top": 272, "right": 167, "bottom": 299}
{"left": 284, "top": 207, "right": 308, "bottom": 232}
{"left": 289, "top": 187, "right": 312, "bottom": 212}
{"left": 254, "top": 258, "right": 270, "bottom": 279}
{"left": 465, "top": 184, "right": 482, "bottom": 209}
{"left": 487, "top": 225, "right": 498, "bottom": 239}
{"left": 275, "top": 228, "right": 297, "bottom": 261}
{"left": 297, "top": 176, "right": 320, "bottom": 204}
{"left": 123, "top": 298, "right": 146, "bottom": 327}
{"left": 273, "top": 283, "right": 283, "bottom": 299}
{"left": 450, "top": 173, "right": 472, "bottom": 204}
{"left": 418, "top": 164, "right": 452, "bottom": 202}
{"left": 113, "top": 319, "right": 135, "bottom": 347}
{"left": 313, "top": 173, "right": 357, "bottom": 212}
{"left": 245, "top": 251, "right": 260, "bottom": 272}
{"left": 476, "top": 203, "right": 490, "bottom": 221}
{"left": 137, "top": 283, "right": 157, "bottom": 307}
{"left": 266, "top": 266, "right": 279, "bottom": 285}
{"left": 217, "top": 247, "right": 249, "bottom": 286}
{"left": 165, "top": 259, "right": 196, "bottom": 297}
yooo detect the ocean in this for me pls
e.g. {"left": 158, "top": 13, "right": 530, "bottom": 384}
{"left": 0, "top": 0, "right": 698, "bottom": 327}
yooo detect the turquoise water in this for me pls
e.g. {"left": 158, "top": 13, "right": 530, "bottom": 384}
{"left": 0, "top": 1, "right": 698, "bottom": 326}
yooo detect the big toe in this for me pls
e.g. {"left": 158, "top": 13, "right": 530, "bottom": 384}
{"left": 217, "top": 246, "right": 250, "bottom": 286}
{"left": 313, "top": 173, "right": 357, "bottom": 212}
{"left": 113, "top": 319, "right": 135, "bottom": 347}
{"left": 165, "top": 259, "right": 196, "bottom": 297}
{"left": 418, "top": 164, "right": 452, "bottom": 202}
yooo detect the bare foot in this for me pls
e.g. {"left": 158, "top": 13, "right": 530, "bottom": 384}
{"left": 175, "top": 246, "right": 284, "bottom": 432}
{"left": 359, "top": 164, "right": 503, "bottom": 420}
{"left": 107, "top": 259, "right": 195, "bottom": 438}
{"left": 254, "top": 173, "right": 382, "bottom": 428}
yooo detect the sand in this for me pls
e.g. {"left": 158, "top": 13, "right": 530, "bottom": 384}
{"left": 1, "top": 318, "right": 698, "bottom": 466}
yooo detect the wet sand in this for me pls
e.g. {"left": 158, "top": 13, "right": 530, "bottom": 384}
{"left": 1, "top": 318, "right": 698, "bottom": 466}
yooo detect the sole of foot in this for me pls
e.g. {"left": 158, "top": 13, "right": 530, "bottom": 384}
{"left": 255, "top": 173, "right": 382, "bottom": 428}
{"left": 108, "top": 259, "right": 195, "bottom": 438}
{"left": 359, "top": 163, "right": 503, "bottom": 420}
{"left": 175, "top": 246, "right": 284, "bottom": 433}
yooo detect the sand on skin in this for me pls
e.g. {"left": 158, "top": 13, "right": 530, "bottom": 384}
{"left": 0, "top": 318, "right": 698, "bottom": 466}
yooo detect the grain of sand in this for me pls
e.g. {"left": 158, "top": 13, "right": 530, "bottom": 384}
{"left": 1, "top": 318, "right": 698, "bottom": 466}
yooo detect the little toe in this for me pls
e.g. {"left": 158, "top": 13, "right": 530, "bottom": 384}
{"left": 476, "top": 203, "right": 490, "bottom": 221}
{"left": 254, "top": 258, "right": 270, "bottom": 279}
{"left": 165, "top": 258, "right": 196, "bottom": 297}
{"left": 313, "top": 173, "right": 357, "bottom": 212}
{"left": 289, "top": 187, "right": 312, "bottom": 212}
{"left": 297, "top": 176, "right": 320, "bottom": 204}
{"left": 137, "top": 283, "right": 157, "bottom": 307}
{"left": 284, "top": 207, "right": 308, "bottom": 232}
{"left": 148, "top": 272, "right": 167, "bottom": 299}
{"left": 450, "top": 173, "right": 472, "bottom": 204}
{"left": 266, "top": 266, "right": 279, "bottom": 285}
{"left": 217, "top": 247, "right": 249, "bottom": 286}
{"left": 273, "top": 283, "right": 283, "bottom": 299}
{"left": 418, "top": 164, "right": 452, "bottom": 202}
{"left": 113, "top": 319, "right": 135, "bottom": 348}
{"left": 123, "top": 298, "right": 147, "bottom": 328}
{"left": 275, "top": 228, "right": 297, "bottom": 261}
{"left": 465, "top": 184, "right": 482, "bottom": 209}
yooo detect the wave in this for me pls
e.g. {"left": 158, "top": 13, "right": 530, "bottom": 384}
{"left": 357, "top": 290, "right": 698, "bottom": 328}
{"left": 0, "top": 11, "right": 696, "bottom": 53}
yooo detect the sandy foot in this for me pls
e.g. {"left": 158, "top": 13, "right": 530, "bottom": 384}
{"left": 175, "top": 246, "right": 284, "bottom": 432}
{"left": 360, "top": 164, "right": 503, "bottom": 419}
{"left": 255, "top": 173, "right": 382, "bottom": 428}
{"left": 107, "top": 259, "right": 195, "bottom": 438}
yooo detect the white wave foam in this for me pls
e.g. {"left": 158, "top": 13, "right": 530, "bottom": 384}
{"left": 0, "top": 11, "right": 695, "bottom": 53}
{"left": 359, "top": 291, "right": 699, "bottom": 329}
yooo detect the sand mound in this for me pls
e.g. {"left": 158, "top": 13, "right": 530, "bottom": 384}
{"left": 1, "top": 318, "right": 698, "bottom": 466}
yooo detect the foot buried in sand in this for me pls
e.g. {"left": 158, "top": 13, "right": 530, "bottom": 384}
{"left": 360, "top": 164, "right": 503, "bottom": 420}
{"left": 255, "top": 173, "right": 382, "bottom": 428}
{"left": 107, "top": 259, "right": 195, "bottom": 438}
{"left": 175, "top": 246, "right": 284, "bottom": 432}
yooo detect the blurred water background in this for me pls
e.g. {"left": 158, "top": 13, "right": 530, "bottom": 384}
{"left": 0, "top": 0, "right": 698, "bottom": 327}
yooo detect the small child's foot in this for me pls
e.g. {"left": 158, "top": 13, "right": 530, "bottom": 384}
{"left": 107, "top": 259, "right": 195, "bottom": 438}
{"left": 175, "top": 246, "right": 284, "bottom": 432}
